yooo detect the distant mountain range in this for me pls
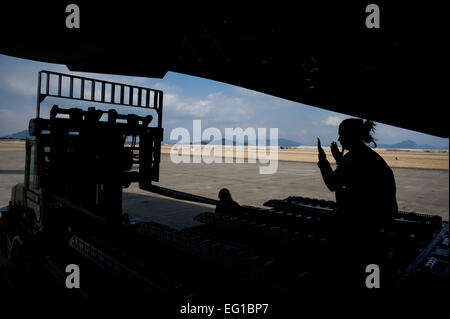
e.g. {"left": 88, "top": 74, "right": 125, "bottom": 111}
{"left": 0, "top": 131, "right": 302, "bottom": 147}
{"left": 183, "top": 138, "right": 302, "bottom": 147}
{"left": 1, "top": 130, "right": 447, "bottom": 150}
{"left": 0, "top": 130, "right": 30, "bottom": 139}
{"left": 193, "top": 138, "right": 447, "bottom": 150}
{"left": 377, "top": 140, "right": 447, "bottom": 150}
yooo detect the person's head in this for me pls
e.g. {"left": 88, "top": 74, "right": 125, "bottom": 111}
{"left": 218, "top": 188, "right": 232, "bottom": 201}
{"left": 338, "top": 118, "right": 377, "bottom": 150}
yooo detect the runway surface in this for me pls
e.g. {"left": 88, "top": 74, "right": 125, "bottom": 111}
{"left": 1, "top": 149, "right": 448, "bottom": 220}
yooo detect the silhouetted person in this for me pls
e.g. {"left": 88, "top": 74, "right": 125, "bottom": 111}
{"left": 317, "top": 119, "right": 397, "bottom": 229}
{"left": 215, "top": 188, "right": 241, "bottom": 216}
{"left": 317, "top": 118, "right": 398, "bottom": 291}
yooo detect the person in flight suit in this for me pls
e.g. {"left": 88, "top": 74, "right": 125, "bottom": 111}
{"left": 317, "top": 118, "right": 398, "bottom": 291}
{"left": 215, "top": 188, "right": 242, "bottom": 216}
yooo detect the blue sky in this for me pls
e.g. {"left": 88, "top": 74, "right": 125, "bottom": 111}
{"left": 0, "top": 53, "right": 448, "bottom": 148}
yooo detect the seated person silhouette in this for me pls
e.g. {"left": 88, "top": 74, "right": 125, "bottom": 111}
{"left": 317, "top": 119, "right": 398, "bottom": 290}
{"left": 215, "top": 188, "right": 242, "bottom": 216}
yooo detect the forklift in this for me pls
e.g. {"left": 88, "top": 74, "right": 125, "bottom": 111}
{"left": 0, "top": 70, "right": 163, "bottom": 268}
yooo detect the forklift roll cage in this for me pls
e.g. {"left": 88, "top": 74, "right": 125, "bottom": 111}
{"left": 36, "top": 70, "right": 164, "bottom": 128}
{"left": 19, "top": 71, "right": 165, "bottom": 228}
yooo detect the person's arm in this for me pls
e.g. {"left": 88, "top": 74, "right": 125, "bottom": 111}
{"left": 317, "top": 138, "right": 343, "bottom": 192}
{"left": 331, "top": 141, "right": 344, "bottom": 166}
{"left": 318, "top": 159, "right": 342, "bottom": 192}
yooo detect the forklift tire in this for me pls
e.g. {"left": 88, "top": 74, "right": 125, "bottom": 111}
{"left": 0, "top": 219, "right": 7, "bottom": 257}
{"left": 9, "top": 236, "right": 24, "bottom": 264}
{"left": 9, "top": 236, "right": 36, "bottom": 265}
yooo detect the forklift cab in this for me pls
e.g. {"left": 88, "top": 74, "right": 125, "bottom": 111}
{"left": 6, "top": 70, "right": 164, "bottom": 240}
{"left": 8, "top": 133, "right": 50, "bottom": 235}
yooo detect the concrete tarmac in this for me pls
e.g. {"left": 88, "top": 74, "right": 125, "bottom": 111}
{"left": 1, "top": 150, "right": 448, "bottom": 221}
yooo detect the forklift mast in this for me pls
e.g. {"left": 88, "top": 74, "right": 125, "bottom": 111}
{"left": 19, "top": 70, "right": 164, "bottom": 232}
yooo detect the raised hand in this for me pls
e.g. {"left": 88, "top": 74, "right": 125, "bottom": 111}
{"left": 317, "top": 138, "right": 327, "bottom": 163}
{"left": 331, "top": 141, "right": 344, "bottom": 165}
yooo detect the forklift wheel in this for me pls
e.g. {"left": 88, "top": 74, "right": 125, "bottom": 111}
{"left": 0, "top": 218, "right": 7, "bottom": 257}
{"left": 9, "top": 236, "right": 23, "bottom": 264}
{"left": 9, "top": 236, "right": 34, "bottom": 265}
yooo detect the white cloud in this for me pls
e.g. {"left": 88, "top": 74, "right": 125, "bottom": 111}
{"left": 164, "top": 93, "right": 213, "bottom": 117}
{"left": 207, "top": 92, "right": 222, "bottom": 99}
{"left": 235, "top": 87, "right": 260, "bottom": 97}
{"left": 151, "top": 81, "right": 180, "bottom": 93}
{"left": 175, "top": 101, "right": 213, "bottom": 117}
{"left": 376, "top": 125, "right": 398, "bottom": 138}
{"left": 323, "top": 116, "right": 343, "bottom": 126}
{"left": 5, "top": 76, "right": 37, "bottom": 97}
{"left": 163, "top": 89, "right": 260, "bottom": 121}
